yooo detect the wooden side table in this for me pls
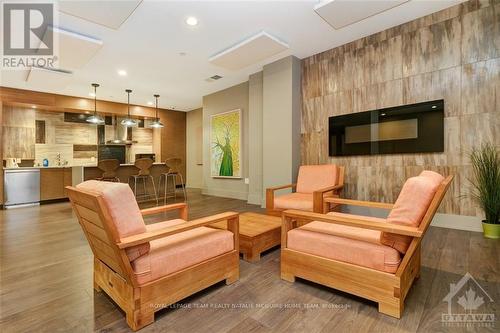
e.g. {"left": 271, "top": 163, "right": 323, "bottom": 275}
{"left": 212, "top": 212, "right": 281, "bottom": 262}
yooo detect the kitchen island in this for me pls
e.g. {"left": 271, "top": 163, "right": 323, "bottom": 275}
{"left": 2, "top": 162, "right": 173, "bottom": 208}
{"left": 3, "top": 166, "right": 75, "bottom": 207}
{"left": 81, "top": 162, "right": 169, "bottom": 183}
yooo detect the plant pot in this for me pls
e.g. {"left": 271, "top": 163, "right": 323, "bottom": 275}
{"left": 482, "top": 220, "right": 500, "bottom": 239}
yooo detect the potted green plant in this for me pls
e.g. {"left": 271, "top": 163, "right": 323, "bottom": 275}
{"left": 469, "top": 143, "right": 500, "bottom": 239}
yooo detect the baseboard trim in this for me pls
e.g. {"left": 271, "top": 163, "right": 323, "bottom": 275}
{"left": 431, "top": 213, "right": 483, "bottom": 232}
{"left": 247, "top": 193, "right": 262, "bottom": 205}
{"left": 202, "top": 188, "right": 248, "bottom": 201}
{"left": 341, "top": 205, "right": 482, "bottom": 233}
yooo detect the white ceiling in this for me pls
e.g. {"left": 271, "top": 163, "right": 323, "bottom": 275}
{"left": 0, "top": 0, "right": 464, "bottom": 111}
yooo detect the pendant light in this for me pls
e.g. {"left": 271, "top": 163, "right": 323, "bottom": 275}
{"left": 86, "top": 83, "right": 104, "bottom": 124}
{"left": 149, "top": 94, "right": 164, "bottom": 128}
{"left": 121, "top": 89, "right": 137, "bottom": 127}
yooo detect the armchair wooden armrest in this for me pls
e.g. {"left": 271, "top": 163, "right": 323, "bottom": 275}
{"left": 266, "top": 183, "right": 297, "bottom": 212}
{"left": 282, "top": 210, "right": 422, "bottom": 238}
{"left": 140, "top": 202, "right": 188, "bottom": 220}
{"left": 323, "top": 197, "right": 394, "bottom": 210}
{"left": 312, "top": 184, "right": 345, "bottom": 213}
{"left": 117, "top": 211, "right": 239, "bottom": 249}
{"left": 267, "top": 183, "right": 297, "bottom": 191}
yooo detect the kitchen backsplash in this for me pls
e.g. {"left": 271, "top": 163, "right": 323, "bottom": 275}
{"left": 3, "top": 106, "right": 155, "bottom": 166}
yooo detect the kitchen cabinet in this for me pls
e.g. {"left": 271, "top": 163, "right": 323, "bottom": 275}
{"left": 40, "top": 168, "right": 72, "bottom": 201}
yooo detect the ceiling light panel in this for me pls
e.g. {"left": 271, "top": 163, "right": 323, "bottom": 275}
{"left": 314, "top": 0, "right": 409, "bottom": 29}
{"left": 209, "top": 31, "right": 289, "bottom": 70}
{"left": 58, "top": 0, "right": 143, "bottom": 30}
{"left": 42, "top": 27, "right": 103, "bottom": 69}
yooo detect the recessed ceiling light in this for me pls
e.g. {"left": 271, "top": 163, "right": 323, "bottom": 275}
{"left": 117, "top": 69, "right": 127, "bottom": 76}
{"left": 185, "top": 16, "right": 198, "bottom": 26}
{"left": 431, "top": 105, "right": 437, "bottom": 109}
{"left": 380, "top": 112, "right": 386, "bottom": 116}
{"left": 147, "top": 101, "right": 153, "bottom": 106}
{"left": 31, "top": 105, "right": 37, "bottom": 109}
{"left": 89, "top": 92, "right": 96, "bottom": 97}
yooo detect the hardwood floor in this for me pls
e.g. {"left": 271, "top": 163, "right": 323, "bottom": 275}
{"left": 0, "top": 189, "right": 498, "bottom": 332}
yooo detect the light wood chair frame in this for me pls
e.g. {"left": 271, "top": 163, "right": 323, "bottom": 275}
{"left": 266, "top": 166, "right": 345, "bottom": 216}
{"left": 280, "top": 175, "right": 453, "bottom": 318}
{"left": 67, "top": 186, "right": 239, "bottom": 331}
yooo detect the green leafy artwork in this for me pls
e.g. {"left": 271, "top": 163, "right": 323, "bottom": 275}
{"left": 211, "top": 110, "right": 241, "bottom": 178}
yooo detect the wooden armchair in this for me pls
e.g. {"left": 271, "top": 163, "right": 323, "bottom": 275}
{"left": 280, "top": 171, "right": 453, "bottom": 318}
{"left": 67, "top": 180, "right": 239, "bottom": 331}
{"left": 266, "top": 164, "right": 345, "bottom": 215}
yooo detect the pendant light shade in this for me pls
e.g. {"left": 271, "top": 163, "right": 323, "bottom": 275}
{"left": 121, "top": 89, "right": 138, "bottom": 127}
{"left": 86, "top": 83, "right": 104, "bottom": 124}
{"left": 149, "top": 94, "right": 164, "bottom": 128}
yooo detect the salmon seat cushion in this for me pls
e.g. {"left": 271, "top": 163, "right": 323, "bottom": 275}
{"left": 274, "top": 193, "right": 313, "bottom": 211}
{"left": 131, "top": 220, "right": 234, "bottom": 285}
{"left": 381, "top": 171, "right": 444, "bottom": 253}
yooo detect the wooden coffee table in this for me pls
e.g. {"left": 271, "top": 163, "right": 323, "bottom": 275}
{"left": 212, "top": 212, "right": 281, "bottom": 262}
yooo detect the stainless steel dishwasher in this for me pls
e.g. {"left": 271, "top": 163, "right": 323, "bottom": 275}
{"left": 4, "top": 168, "right": 40, "bottom": 207}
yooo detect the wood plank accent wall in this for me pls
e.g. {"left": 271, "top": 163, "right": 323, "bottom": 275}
{"left": 0, "top": 87, "right": 159, "bottom": 118}
{"left": 2, "top": 105, "right": 36, "bottom": 159}
{"left": 300, "top": 0, "right": 499, "bottom": 217}
{"left": 0, "top": 102, "right": 3, "bottom": 204}
{"left": 159, "top": 109, "right": 187, "bottom": 180}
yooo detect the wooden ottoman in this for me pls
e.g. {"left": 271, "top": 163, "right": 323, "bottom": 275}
{"left": 212, "top": 212, "right": 281, "bottom": 262}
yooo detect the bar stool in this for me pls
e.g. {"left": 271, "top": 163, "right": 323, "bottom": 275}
{"left": 158, "top": 157, "right": 187, "bottom": 205}
{"left": 96, "top": 159, "right": 120, "bottom": 182}
{"left": 128, "top": 158, "right": 158, "bottom": 205}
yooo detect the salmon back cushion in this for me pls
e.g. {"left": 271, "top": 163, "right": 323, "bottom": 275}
{"left": 77, "top": 180, "right": 149, "bottom": 261}
{"left": 296, "top": 165, "right": 338, "bottom": 194}
{"left": 381, "top": 171, "right": 444, "bottom": 253}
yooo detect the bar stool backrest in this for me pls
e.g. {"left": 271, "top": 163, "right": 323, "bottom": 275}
{"left": 165, "top": 157, "right": 182, "bottom": 174}
{"left": 98, "top": 159, "right": 120, "bottom": 179}
{"left": 135, "top": 158, "right": 153, "bottom": 176}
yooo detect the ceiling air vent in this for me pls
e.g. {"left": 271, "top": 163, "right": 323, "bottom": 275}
{"left": 205, "top": 74, "right": 223, "bottom": 82}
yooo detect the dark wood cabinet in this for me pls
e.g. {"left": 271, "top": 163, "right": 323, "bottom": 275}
{"left": 40, "top": 168, "right": 72, "bottom": 201}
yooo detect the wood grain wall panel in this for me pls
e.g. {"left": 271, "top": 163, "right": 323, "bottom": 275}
{"left": 159, "top": 109, "right": 186, "bottom": 180}
{"left": 35, "top": 144, "right": 74, "bottom": 166}
{"left": 54, "top": 123, "right": 97, "bottom": 145}
{"left": 402, "top": 17, "right": 461, "bottom": 77}
{"left": 301, "top": 0, "right": 500, "bottom": 217}
{"left": 132, "top": 127, "right": 153, "bottom": 145}
{"left": 0, "top": 102, "right": 3, "bottom": 204}
{"left": 2, "top": 105, "right": 36, "bottom": 159}
{"left": 461, "top": 58, "right": 500, "bottom": 115}
{"left": 403, "top": 66, "right": 461, "bottom": 117}
{"left": 461, "top": 4, "right": 500, "bottom": 64}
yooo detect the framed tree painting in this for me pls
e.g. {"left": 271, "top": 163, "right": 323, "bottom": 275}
{"left": 210, "top": 109, "right": 241, "bottom": 178}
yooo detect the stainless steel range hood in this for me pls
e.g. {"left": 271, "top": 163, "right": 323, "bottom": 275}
{"left": 106, "top": 116, "right": 137, "bottom": 145}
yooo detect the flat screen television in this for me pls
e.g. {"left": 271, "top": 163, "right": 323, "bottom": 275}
{"left": 329, "top": 100, "right": 444, "bottom": 156}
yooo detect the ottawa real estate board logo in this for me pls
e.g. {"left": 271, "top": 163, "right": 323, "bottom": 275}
{"left": 2, "top": 2, "right": 58, "bottom": 69}
{"left": 442, "top": 272, "right": 495, "bottom": 327}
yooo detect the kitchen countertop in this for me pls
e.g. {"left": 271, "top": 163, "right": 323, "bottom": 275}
{"left": 83, "top": 162, "right": 165, "bottom": 168}
{"left": 4, "top": 162, "right": 166, "bottom": 171}
{"left": 3, "top": 166, "right": 73, "bottom": 170}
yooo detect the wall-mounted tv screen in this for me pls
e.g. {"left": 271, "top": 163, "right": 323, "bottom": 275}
{"left": 329, "top": 100, "right": 444, "bottom": 156}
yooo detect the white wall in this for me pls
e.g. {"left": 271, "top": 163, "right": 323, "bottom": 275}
{"left": 247, "top": 71, "right": 264, "bottom": 205}
{"left": 262, "top": 56, "right": 302, "bottom": 207}
{"left": 186, "top": 108, "right": 203, "bottom": 188}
